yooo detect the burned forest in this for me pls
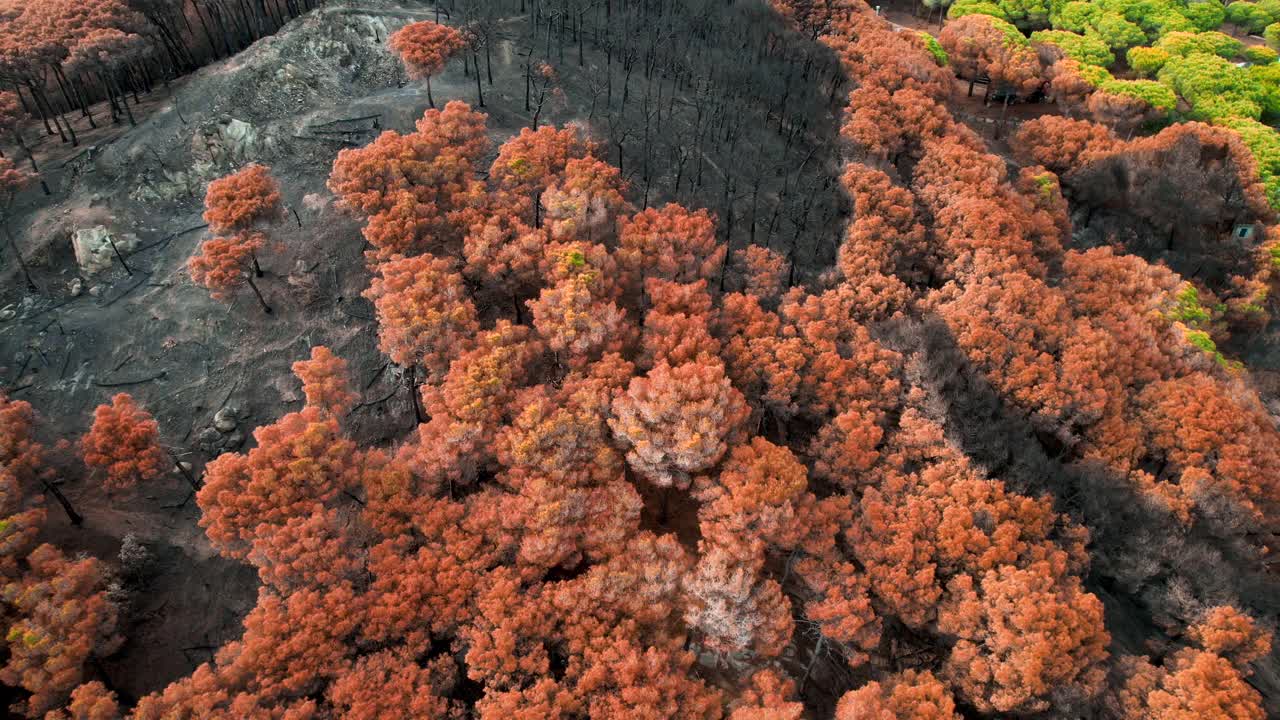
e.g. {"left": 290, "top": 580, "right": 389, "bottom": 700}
{"left": 2, "top": 0, "right": 1280, "bottom": 717}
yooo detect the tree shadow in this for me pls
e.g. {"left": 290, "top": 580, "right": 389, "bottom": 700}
{"left": 879, "top": 314, "right": 1280, "bottom": 711}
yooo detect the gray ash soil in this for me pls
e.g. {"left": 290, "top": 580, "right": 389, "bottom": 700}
{"left": 0, "top": 0, "right": 848, "bottom": 699}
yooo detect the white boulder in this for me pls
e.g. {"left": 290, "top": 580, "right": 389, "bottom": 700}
{"left": 72, "top": 226, "right": 137, "bottom": 275}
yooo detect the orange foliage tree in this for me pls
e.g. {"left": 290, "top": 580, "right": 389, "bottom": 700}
{"left": 1188, "top": 606, "right": 1273, "bottom": 673}
{"left": 460, "top": 532, "right": 723, "bottom": 716}
{"left": 0, "top": 544, "right": 121, "bottom": 718}
{"left": 364, "top": 253, "right": 478, "bottom": 380}
{"left": 389, "top": 20, "right": 467, "bottom": 107}
{"left": 937, "top": 563, "right": 1109, "bottom": 714}
{"left": 247, "top": 508, "right": 362, "bottom": 594}
{"left": 808, "top": 402, "right": 885, "bottom": 492}
{"left": 1043, "top": 58, "right": 1097, "bottom": 115}
{"left": 46, "top": 681, "right": 120, "bottom": 720}
{"left": 835, "top": 670, "right": 961, "bottom": 719}
{"left": 200, "top": 165, "right": 283, "bottom": 309}
{"left": 695, "top": 437, "right": 816, "bottom": 559}
{"left": 495, "top": 384, "right": 639, "bottom": 573}
{"left": 0, "top": 467, "right": 46, "bottom": 580}
{"left": 327, "top": 648, "right": 459, "bottom": 718}
{"left": 188, "top": 232, "right": 273, "bottom": 314}
{"left": 608, "top": 359, "right": 750, "bottom": 489}
{"left": 841, "top": 420, "right": 1109, "bottom": 712}
{"left": 196, "top": 407, "right": 361, "bottom": 559}
{"left": 0, "top": 392, "right": 72, "bottom": 531}
{"left": 694, "top": 436, "right": 881, "bottom": 669}
{"left": 203, "top": 164, "right": 283, "bottom": 236}
{"left": 683, "top": 544, "right": 793, "bottom": 662}
{"left": 1017, "top": 121, "right": 1272, "bottom": 270}
{"left": 224, "top": 584, "right": 363, "bottom": 702}
{"left": 842, "top": 85, "right": 955, "bottom": 164}
{"left": 776, "top": 286, "right": 904, "bottom": 419}
{"left": 291, "top": 346, "right": 358, "bottom": 416}
{"left": 712, "top": 291, "right": 799, "bottom": 414}
{"left": 1136, "top": 375, "right": 1280, "bottom": 523}
{"left": 80, "top": 392, "right": 167, "bottom": 491}
{"left": 837, "top": 164, "right": 931, "bottom": 308}
{"left": 462, "top": 211, "right": 548, "bottom": 305}
{"left": 528, "top": 272, "right": 630, "bottom": 367}
{"left": 1087, "top": 86, "right": 1168, "bottom": 138}
{"left": 728, "top": 670, "right": 805, "bottom": 720}
{"left": 937, "top": 270, "right": 1114, "bottom": 434}
{"left": 363, "top": 494, "right": 516, "bottom": 655}
{"left": 640, "top": 279, "right": 719, "bottom": 369}
{"left": 911, "top": 135, "right": 1067, "bottom": 279}
{"left": 938, "top": 14, "right": 1042, "bottom": 103}
{"left": 1114, "top": 650, "right": 1266, "bottom": 720}
{"left": 615, "top": 204, "right": 725, "bottom": 295}
{"left": 734, "top": 245, "right": 788, "bottom": 300}
{"left": 541, "top": 156, "right": 630, "bottom": 242}
{"left": 329, "top": 102, "right": 489, "bottom": 260}
{"left": 848, "top": 443, "right": 1089, "bottom": 627}
{"left": 489, "top": 125, "right": 594, "bottom": 226}
{"left": 0, "top": 393, "right": 45, "bottom": 483}
{"left": 1013, "top": 115, "right": 1119, "bottom": 172}
{"left": 402, "top": 320, "right": 545, "bottom": 488}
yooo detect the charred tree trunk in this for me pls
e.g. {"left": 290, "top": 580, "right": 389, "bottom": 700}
{"left": 107, "top": 234, "right": 133, "bottom": 275}
{"left": 100, "top": 72, "right": 123, "bottom": 123}
{"left": 41, "top": 478, "right": 82, "bottom": 526}
{"left": 2, "top": 222, "right": 38, "bottom": 291}
{"left": 13, "top": 82, "right": 34, "bottom": 114}
{"left": 406, "top": 366, "right": 424, "bottom": 423}
{"left": 193, "top": 1, "right": 224, "bottom": 60}
{"left": 8, "top": 130, "right": 43, "bottom": 178}
{"left": 114, "top": 73, "right": 137, "bottom": 126}
{"left": 25, "top": 83, "right": 65, "bottom": 143}
{"left": 64, "top": 70, "right": 96, "bottom": 129}
{"left": 245, "top": 274, "right": 273, "bottom": 314}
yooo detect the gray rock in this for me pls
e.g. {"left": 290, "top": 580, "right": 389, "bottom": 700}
{"left": 196, "top": 427, "right": 222, "bottom": 449}
{"left": 213, "top": 407, "right": 238, "bottom": 433}
{"left": 72, "top": 226, "right": 138, "bottom": 275}
{"left": 68, "top": 278, "right": 83, "bottom": 297}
